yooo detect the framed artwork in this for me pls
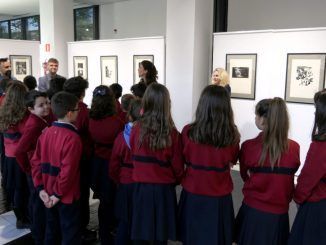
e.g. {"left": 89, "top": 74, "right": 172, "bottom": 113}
{"left": 73, "top": 56, "right": 88, "bottom": 80}
{"left": 285, "top": 53, "right": 326, "bottom": 104}
{"left": 226, "top": 54, "right": 257, "bottom": 100}
{"left": 133, "top": 55, "right": 154, "bottom": 84}
{"left": 100, "top": 56, "right": 118, "bottom": 85}
{"left": 9, "top": 55, "right": 32, "bottom": 81}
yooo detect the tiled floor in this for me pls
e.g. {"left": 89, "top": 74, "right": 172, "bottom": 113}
{"left": 2, "top": 170, "right": 299, "bottom": 244}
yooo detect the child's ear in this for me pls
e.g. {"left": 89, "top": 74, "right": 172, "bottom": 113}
{"left": 27, "top": 106, "right": 34, "bottom": 113}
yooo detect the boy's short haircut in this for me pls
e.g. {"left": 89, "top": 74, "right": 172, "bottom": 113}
{"left": 51, "top": 91, "right": 79, "bottom": 119}
{"left": 128, "top": 98, "right": 142, "bottom": 122}
{"left": 25, "top": 90, "right": 48, "bottom": 108}
{"left": 23, "top": 75, "right": 37, "bottom": 91}
{"left": 121, "top": 94, "right": 135, "bottom": 112}
{"left": 130, "top": 83, "right": 147, "bottom": 98}
{"left": 48, "top": 58, "right": 59, "bottom": 64}
{"left": 63, "top": 76, "right": 89, "bottom": 99}
{"left": 109, "top": 83, "right": 123, "bottom": 99}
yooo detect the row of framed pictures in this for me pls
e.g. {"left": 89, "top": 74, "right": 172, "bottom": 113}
{"left": 73, "top": 55, "right": 154, "bottom": 85}
{"left": 226, "top": 53, "right": 326, "bottom": 104}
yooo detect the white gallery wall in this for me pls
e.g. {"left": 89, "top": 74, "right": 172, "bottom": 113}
{"left": 67, "top": 36, "right": 165, "bottom": 105}
{"left": 100, "top": 0, "right": 166, "bottom": 39}
{"left": 0, "top": 39, "right": 40, "bottom": 80}
{"left": 213, "top": 27, "right": 326, "bottom": 171}
{"left": 228, "top": 0, "right": 326, "bottom": 31}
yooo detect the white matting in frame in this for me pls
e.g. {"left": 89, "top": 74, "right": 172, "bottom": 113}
{"left": 9, "top": 55, "right": 32, "bottom": 81}
{"left": 100, "top": 56, "right": 118, "bottom": 86}
{"left": 285, "top": 53, "right": 326, "bottom": 104}
{"left": 226, "top": 54, "right": 257, "bottom": 100}
{"left": 73, "top": 56, "right": 88, "bottom": 80}
{"left": 133, "top": 55, "right": 154, "bottom": 84}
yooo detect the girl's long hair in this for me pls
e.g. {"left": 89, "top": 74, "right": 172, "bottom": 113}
{"left": 89, "top": 85, "right": 116, "bottom": 120}
{"left": 189, "top": 85, "right": 239, "bottom": 147}
{"left": 312, "top": 90, "right": 326, "bottom": 141}
{"left": 256, "top": 97, "right": 289, "bottom": 167}
{"left": 0, "top": 81, "right": 27, "bottom": 131}
{"left": 138, "top": 83, "right": 174, "bottom": 150}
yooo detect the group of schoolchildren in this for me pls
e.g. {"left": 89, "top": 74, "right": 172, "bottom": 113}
{"left": 0, "top": 59, "right": 325, "bottom": 245}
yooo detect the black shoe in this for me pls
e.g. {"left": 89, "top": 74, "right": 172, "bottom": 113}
{"left": 16, "top": 219, "right": 30, "bottom": 229}
{"left": 81, "top": 229, "right": 97, "bottom": 242}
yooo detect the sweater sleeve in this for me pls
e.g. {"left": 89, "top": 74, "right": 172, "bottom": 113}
{"left": 30, "top": 137, "right": 44, "bottom": 192}
{"left": 53, "top": 137, "right": 82, "bottom": 198}
{"left": 239, "top": 142, "right": 250, "bottom": 181}
{"left": 294, "top": 142, "right": 326, "bottom": 204}
{"left": 109, "top": 136, "right": 122, "bottom": 184}
{"left": 171, "top": 130, "right": 185, "bottom": 184}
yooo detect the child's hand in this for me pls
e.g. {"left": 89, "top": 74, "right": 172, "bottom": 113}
{"left": 49, "top": 195, "right": 60, "bottom": 207}
{"left": 39, "top": 190, "right": 50, "bottom": 203}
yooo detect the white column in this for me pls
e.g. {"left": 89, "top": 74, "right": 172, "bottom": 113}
{"left": 165, "top": 0, "right": 214, "bottom": 130}
{"left": 39, "top": 0, "right": 74, "bottom": 77}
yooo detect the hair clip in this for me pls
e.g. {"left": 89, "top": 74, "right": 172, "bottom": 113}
{"left": 93, "top": 86, "right": 108, "bottom": 97}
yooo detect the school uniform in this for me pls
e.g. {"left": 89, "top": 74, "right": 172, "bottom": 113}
{"left": 235, "top": 133, "right": 300, "bottom": 245}
{"left": 89, "top": 115, "right": 124, "bottom": 244}
{"left": 178, "top": 124, "right": 239, "bottom": 245}
{"left": 288, "top": 141, "right": 326, "bottom": 245}
{"left": 130, "top": 123, "right": 184, "bottom": 242}
{"left": 15, "top": 113, "right": 49, "bottom": 244}
{"left": 31, "top": 121, "right": 82, "bottom": 245}
{"left": 110, "top": 122, "right": 134, "bottom": 245}
{"left": 3, "top": 113, "right": 29, "bottom": 223}
{"left": 73, "top": 101, "right": 92, "bottom": 233}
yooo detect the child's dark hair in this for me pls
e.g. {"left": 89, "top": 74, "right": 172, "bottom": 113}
{"left": 312, "top": 91, "right": 326, "bottom": 141}
{"left": 51, "top": 91, "right": 79, "bottom": 119}
{"left": 140, "top": 60, "right": 158, "bottom": 86}
{"left": 47, "top": 77, "right": 66, "bottom": 99}
{"left": 139, "top": 83, "right": 174, "bottom": 150}
{"left": 25, "top": 90, "right": 48, "bottom": 108}
{"left": 128, "top": 99, "right": 142, "bottom": 122}
{"left": 109, "top": 83, "right": 122, "bottom": 99}
{"left": 256, "top": 97, "right": 289, "bottom": 167}
{"left": 63, "top": 76, "right": 89, "bottom": 99}
{"left": 189, "top": 85, "right": 240, "bottom": 147}
{"left": 23, "top": 75, "right": 37, "bottom": 91}
{"left": 121, "top": 94, "right": 135, "bottom": 112}
{"left": 89, "top": 85, "right": 116, "bottom": 120}
{"left": 130, "top": 83, "right": 147, "bottom": 98}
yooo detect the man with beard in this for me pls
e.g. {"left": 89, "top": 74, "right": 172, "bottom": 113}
{"left": 0, "top": 58, "right": 13, "bottom": 82}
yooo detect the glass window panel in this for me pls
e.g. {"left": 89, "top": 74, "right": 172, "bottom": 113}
{"left": 0, "top": 21, "right": 9, "bottom": 39}
{"left": 26, "top": 16, "right": 40, "bottom": 40}
{"left": 10, "top": 19, "right": 23, "bottom": 39}
{"left": 75, "top": 7, "right": 94, "bottom": 41}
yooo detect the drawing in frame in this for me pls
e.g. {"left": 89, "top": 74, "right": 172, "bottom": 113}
{"left": 100, "top": 56, "right": 118, "bottom": 86}
{"left": 73, "top": 56, "right": 88, "bottom": 80}
{"left": 9, "top": 55, "right": 32, "bottom": 81}
{"left": 133, "top": 55, "right": 154, "bottom": 84}
{"left": 285, "top": 53, "right": 326, "bottom": 104}
{"left": 226, "top": 54, "right": 257, "bottom": 100}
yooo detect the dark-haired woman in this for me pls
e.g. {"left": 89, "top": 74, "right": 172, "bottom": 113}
{"left": 88, "top": 85, "right": 124, "bottom": 244}
{"left": 178, "top": 85, "right": 240, "bottom": 245}
{"left": 235, "top": 98, "right": 300, "bottom": 245}
{"left": 138, "top": 60, "right": 158, "bottom": 86}
{"left": 288, "top": 91, "right": 326, "bottom": 245}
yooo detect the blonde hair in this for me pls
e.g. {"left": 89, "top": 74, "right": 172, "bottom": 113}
{"left": 211, "top": 68, "right": 230, "bottom": 87}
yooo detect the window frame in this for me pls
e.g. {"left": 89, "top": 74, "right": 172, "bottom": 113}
{"left": 74, "top": 5, "right": 99, "bottom": 41}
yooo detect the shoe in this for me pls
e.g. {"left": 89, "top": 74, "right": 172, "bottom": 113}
{"left": 16, "top": 219, "right": 30, "bottom": 229}
{"left": 81, "top": 229, "right": 97, "bottom": 242}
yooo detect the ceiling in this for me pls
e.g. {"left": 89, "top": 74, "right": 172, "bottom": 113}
{"left": 0, "top": 0, "right": 130, "bottom": 20}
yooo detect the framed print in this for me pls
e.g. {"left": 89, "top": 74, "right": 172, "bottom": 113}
{"left": 133, "top": 55, "right": 154, "bottom": 84}
{"left": 9, "top": 55, "right": 32, "bottom": 81}
{"left": 285, "top": 53, "right": 326, "bottom": 104}
{"left": 226, "top": 54, "right": 257, "bottom": 100}
{"left": 100, "top": 56, "right": 118, "bottom": 85}
{"left": 73, "top": 56, "right": 88, "bottom": 80}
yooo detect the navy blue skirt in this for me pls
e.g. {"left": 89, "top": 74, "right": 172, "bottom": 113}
{"left": 178, "top": 189, "right": 234, "bottom": 245}
{"left": 131, "top": 183, "right": 177, "bottom": 241}
{"left": 288, "top": 199, "right": 326, "bottom": 245}
{"left": 90, "top": 156, "right": 116, "bottom": 202}
{"left": 235, "top": 203, "right": 289, "bottom": 245}
{"left": 115, "top": 183, "right": 134, "bottom": 223}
